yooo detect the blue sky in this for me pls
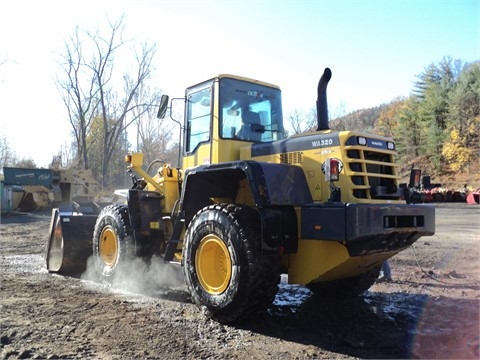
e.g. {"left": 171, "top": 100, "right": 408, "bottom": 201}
{"left": 0, "top": 0, "right": 478, "bottom": 167}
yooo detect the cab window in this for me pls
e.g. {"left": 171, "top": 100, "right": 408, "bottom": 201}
{"left": 219, "top": 78, "right": 285, "bottom": 142}
{"left": 185, "top": 86, "right": 211, "bottom": 153}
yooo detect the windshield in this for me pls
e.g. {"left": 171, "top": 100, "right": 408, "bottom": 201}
{"left": 219, "top": 78, "right": 285, "bottom": 142}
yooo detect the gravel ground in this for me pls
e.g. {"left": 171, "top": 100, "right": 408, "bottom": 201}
{"left": 1, "top": 203, "right": 479, "bottom": 359}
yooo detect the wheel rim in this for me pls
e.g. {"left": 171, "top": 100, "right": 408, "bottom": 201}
{"left": 195, "top": 234, "right": 232, "bottom": 295}
{"left": 99, "top": 226, "right": 118, "bottom": 267}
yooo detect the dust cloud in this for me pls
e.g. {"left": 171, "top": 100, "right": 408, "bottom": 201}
{"left": 81, "top": 255, "right": 186, "bottom": 298}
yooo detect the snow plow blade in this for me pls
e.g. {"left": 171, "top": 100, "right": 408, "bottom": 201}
{"left": 45, "top": 208, "right": 98, "bottom": 274}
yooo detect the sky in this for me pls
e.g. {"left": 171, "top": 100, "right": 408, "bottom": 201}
{"left": 0, "top": 0, "right": 479, "bottom": 168}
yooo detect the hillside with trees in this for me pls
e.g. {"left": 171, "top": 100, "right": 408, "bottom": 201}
{"left": 329, "top": 57, "right": 480, "bottom": 189}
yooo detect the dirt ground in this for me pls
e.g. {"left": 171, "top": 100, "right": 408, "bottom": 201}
{"left": 1, "top": 203, "right": 479, "bottom": 359}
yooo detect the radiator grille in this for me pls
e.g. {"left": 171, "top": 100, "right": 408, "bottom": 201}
{"left": 346, "top": 149, "right": 400, "bottom": 200}
{"left": 280, "top": 152, "right": 303, "bottom": 164}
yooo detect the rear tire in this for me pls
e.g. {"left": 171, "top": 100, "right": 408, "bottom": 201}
{"left": 183, "top": 204, "right": 280, "bottom": 323}
{"left": 92, "top": 205, "right": 133, "bottom": 278}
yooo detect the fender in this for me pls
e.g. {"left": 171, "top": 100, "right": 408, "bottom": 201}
{"left": 173, "top": 161, "right": 312, "bottom": 256}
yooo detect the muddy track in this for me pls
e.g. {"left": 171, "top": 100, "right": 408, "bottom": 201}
{"left": 1, "top": 204, "right": 479, "bottom": 359}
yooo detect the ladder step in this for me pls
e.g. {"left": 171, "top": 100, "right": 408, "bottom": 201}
{"left": 164, "top": 213, "right": 185, "bottom": 262}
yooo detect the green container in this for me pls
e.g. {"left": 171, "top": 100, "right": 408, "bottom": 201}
{"left": 3, "top": 167, "right": 53, "bottom": 188}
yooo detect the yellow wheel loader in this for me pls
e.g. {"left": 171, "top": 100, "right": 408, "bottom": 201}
{"left": 46, "top": 68, "right": 435, "bottom": 323}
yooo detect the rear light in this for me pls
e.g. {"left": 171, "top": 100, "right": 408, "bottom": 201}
{"left": 329, "top": 158, "right": 340, "bottom": 181}
{"left": 324, "top": 158, "right": 342, "bottom": 181}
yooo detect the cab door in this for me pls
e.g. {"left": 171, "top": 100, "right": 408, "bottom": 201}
{"left": 183, "top": 81, "right": 214, "bottom": 169}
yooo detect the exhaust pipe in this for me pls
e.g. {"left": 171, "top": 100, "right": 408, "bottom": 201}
{"left": 316, "top": 67, "right": 332, "bottom": 131}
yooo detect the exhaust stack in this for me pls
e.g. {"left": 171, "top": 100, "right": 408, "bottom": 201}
{"left": 316, "top": 67, "right": 332, "bottom": 131}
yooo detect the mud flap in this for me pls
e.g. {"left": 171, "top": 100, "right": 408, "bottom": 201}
{"left": 45, "top": 208, "right": 98, "bottom": 274}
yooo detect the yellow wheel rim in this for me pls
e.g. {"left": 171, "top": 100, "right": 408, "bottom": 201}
{"left": 99, "top": 226, "right": 118, "bottom": 267}
{"left": 195, "top": 235, "right": 232, "bottom": 295}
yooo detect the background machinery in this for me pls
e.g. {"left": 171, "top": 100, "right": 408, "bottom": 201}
{"left": 46, "top": 68, "right": 435, "bottom": 323}
{"left": 1, "top": 167, "right": 102, "bottom": 212}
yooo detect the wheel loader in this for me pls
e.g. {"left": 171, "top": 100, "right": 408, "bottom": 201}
{"left": 46, "top": 68, "right": 435, "bottom": 323}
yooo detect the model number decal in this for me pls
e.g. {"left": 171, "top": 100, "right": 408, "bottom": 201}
{"left": 311, "top": 138, "right": 334, "bottom": 148}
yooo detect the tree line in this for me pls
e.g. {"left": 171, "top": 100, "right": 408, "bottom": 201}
{"left": 1, "top": 15, "right": 478, "bottom": 190}
{"left": 330, "top": 57, "right": 480, "bottom": 180}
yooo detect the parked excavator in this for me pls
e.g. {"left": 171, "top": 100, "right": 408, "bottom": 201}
{"left": 46, "top": 68, "right": 435, "bottom": 323}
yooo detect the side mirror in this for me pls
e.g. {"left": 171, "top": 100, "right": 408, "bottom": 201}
{"left": 157, "top": 95, "right": 169, "bottom": 119}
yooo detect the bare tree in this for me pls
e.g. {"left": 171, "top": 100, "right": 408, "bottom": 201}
{"left": 49, "top": 142, "right": 75, "bottom": 170}
{"left": 286, "top": 107, "right": 317, "bottom": 135}
{"left": 0, "top": 60, "right": 14, "bottom": 169}
{"left": 13, "top": 158, "right": 36, "bottom": 168}
{"left": 56, "top": 15, "right": 159, "bottom": 187}
{"left": 0, "top": 136, "right": 15, "bottom": 169}
{"left": 131, "top": 85, "right": 178, "bottom": 168}
{"left": 57, "top": 28, "right": 99, "bottom": 170}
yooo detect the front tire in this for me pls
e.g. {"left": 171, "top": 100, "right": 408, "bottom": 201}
{"left": 183, "top": 204, "right": 280, "bottom": 323}
{"left": 92, "top": 205, "right": 133, "bottom": 278}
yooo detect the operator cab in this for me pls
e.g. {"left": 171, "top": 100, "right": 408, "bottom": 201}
{"left": 183, "top": 75, "right": 285, "bottom": 167}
